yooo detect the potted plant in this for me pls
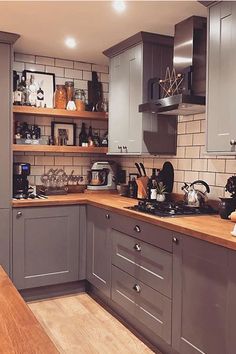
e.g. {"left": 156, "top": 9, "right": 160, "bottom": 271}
{"left": 156, "top": 182, "right": 167, "bottom": 202}
{"left": 219, "top": 176, "right": 236, "bottom": 219}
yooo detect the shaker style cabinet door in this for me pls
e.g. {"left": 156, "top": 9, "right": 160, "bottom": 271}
{"left": 0, "top": 42, "right": 11, "bottom": 208}
{"left": 207, "top": 2, "right": 236, "bottom": 153}
{"left": 86, "top": 206, "right": 111, "bottom": 298}
{"left": 108, "top": 52, "right": 129, "bottom": 154}
{"left": 13, "top": 206, "right": 80, "bottom": 289}
{"left": 172, "top": 234, "right": 228, "bottom": 354}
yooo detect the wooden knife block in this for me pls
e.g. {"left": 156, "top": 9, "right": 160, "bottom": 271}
{"left": 136, "top": 177, "right": 149, "bottom": 199}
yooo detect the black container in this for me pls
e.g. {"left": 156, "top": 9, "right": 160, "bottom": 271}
{"left": 219, "top": 197, "right": 236, "bottom": 219}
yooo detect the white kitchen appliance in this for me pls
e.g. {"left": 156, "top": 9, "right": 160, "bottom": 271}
{"left": 87, "top": 161, "right": 117, "bottom": 190}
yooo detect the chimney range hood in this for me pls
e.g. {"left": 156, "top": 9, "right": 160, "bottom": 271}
{"left": 139, "top": 16, "right": 207, "bottom": 116}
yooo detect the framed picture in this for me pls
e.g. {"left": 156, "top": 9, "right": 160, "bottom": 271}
{"left": 51, "top": 122, "right": 76, "bottom": 146}
{"left": 23, "top": 70, "right": 55, "bottom": 108}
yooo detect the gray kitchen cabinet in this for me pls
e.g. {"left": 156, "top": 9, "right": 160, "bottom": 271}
{"left": 0, "top": 32, "right": 19, "bottom": 276}
{"left": 104, "top": 32, "right": 177, "bottom": 155}
{"left": 172, "top": 233, "right": 228, "bottom": 354}
{"left": 86, "top": 206, "right": 111, "bottom": 298}
{"left": 12, "top": 206, "right": 80, "bottom": 290}
{"left": 207, "top": 2, "right": 236, "bottom": 153}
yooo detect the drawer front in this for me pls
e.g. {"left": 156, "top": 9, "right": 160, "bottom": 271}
{"left": 112, "top": 266, "right": 171, "bottom": 344}
{"left": 112, "top": 229, "right": 172, "bottom": 298}
{"left": 111, "top": 213, "right": 172, "bottom": 252}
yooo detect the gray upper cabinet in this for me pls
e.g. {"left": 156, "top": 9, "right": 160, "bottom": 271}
{"left": 104, "top": 32, "right": 177, "bottom": 155}
{"left": 86, "top": 206, "right": 112, "bottom": 298}
{"left": 207, "top": 2, "right": 236, "bottom": 153}
{"left": 172, "top": 233, "right": 229, "bottom": 354}
{"left": 12, "top": 206, "right": 80, "bottom": 290}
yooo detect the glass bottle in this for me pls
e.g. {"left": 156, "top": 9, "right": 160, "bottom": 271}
{"left": 55, "top": 85, "right": 67, "bottom": 109}
{"left": 79, "top": 123, "right": 88, "bottom": 147}
{"left": 37, "top": 85, "right": 44, "bottom": 108}
{"left": 65, "top": 81, "right": 74, "bottom": 103}
{"left": 88, "top": 126, "right": 94, "bottom": 147}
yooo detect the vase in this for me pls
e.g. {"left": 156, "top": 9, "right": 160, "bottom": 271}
{"left": 156, "top": 194, "right": 166, "bottom": 202}
{"left": 219, "top": 197, "right": 236, "bottom": 219}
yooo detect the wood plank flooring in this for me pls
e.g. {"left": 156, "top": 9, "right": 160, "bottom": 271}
{"left": 28, "top": 293, "right": 157, "bottom": 354}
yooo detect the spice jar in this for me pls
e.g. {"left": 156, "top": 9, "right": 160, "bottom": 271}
{"left": 75, "top": 89, "right": 86, "bottom": 111}
{"left": 55, "top": 85, "right": 67, "bottom": 109}
{"left": 65, "top": 81, "right": 74, "bottom": 103}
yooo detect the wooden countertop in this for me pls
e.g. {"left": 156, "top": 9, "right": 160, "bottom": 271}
{"left": 0, "top": 266, "right": 58, "bottom": 353}
{"left": 12, "top": 193, "right": 236, "bottom": 251}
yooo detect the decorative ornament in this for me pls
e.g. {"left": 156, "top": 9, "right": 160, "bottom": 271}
{"left": 159, "top": 67, "right": 184, "bottom": 98}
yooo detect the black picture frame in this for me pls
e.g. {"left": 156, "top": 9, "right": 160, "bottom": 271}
{"left": 51, "top": 122, "right": 76, "bottom": 146}
{"left": 23, "top": 70, "right": 55, "bottom": 108}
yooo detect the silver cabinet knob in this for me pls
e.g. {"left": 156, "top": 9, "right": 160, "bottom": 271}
{"left": 118, "top": 145, "right": 122, "bottom": 152}
{"left": 230, "top": 139, "right": 236, "bottom": 146}
{"left": 134, "top": 243, "right": 141, "bottom": 252}
{"left": 105, "top": 214, "right": 110, "bottom": 220}
{"left": 133, "top": 284, "right": 141, "bottom": 293}
{"left": 123, "top": 146, "right": 128, "bottom": 153}
{"left": 172, "top": 236, "right": 179, "bottom": 244}
{"left": 16, "top": 211, "right": 22, "bottom": 218}
{"left": 134, "top": 225, "right": 141, "bottom": 233}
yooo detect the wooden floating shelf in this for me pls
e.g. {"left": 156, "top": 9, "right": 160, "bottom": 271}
{"left": 13, "top": 106, "right": 108, "bottom": 121}
{"left": 12, "top": 144, "right": 108, "bottom": 154}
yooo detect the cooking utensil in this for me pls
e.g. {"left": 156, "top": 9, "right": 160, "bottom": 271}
{"left": 135, "top": 163, "right": 142, "bottom": 177}
{"left": 139, "top": 162, "right": 146, "bottom": 176}
{"left": 182, "top": 180, "right": 210, "bottom": 207}
{"left": 158, "top": 162, "right": 174, "bottom": 193}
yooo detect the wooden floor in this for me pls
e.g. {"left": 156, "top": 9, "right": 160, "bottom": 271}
{"left": 28, "top": 293, "right": 157, "bottom": 354}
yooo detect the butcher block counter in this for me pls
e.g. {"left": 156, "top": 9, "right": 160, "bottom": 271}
{"left": 12, "top": 193, "right": 236, "bottom": 251}
{"left": 0, "top": 266, "right": 58, "bottom": 353}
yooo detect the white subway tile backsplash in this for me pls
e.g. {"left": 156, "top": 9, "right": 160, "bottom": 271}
{"left": 74, "top": 79, "right": 88, "bottom": 90}
{"left": 208, "top": 159, "right": 225, "bottom": 173}
{"left": 25, "top": 63, "right": 45, "bottom": 72}
{"left": 92, "top": 64, "right": 109, "bottom": 74}
{"left": 178, "top": 158, "right": 191, "bottom": 171}
{"left": 199, "top": 172, "right": 216, "bottom": 186}
{"left": 185, "top": 146, "right": 200, "bottom": 158}
{"left": 225, "top": 160, "right": 236, "bottom": 173}
{"left": 35, "top": 156, "right": 54, "bottom": 166}
{"left": 13, "top": 61, "right": 25, "bottom": 72}
{"left": 55, "top": 58, "right": 73, "bottom": 68}
{"left": 65, "top": 68, "right": 82, "bottom": 79}
{"left": 186, "top": 120, "right": 201, "bottom": 134}
{"left": 36, "top": 56, "right": 55, "bottom": 66}
{"left": 215, "top": 173, "right": 232, "bottom": 187}
{"left": 74, "top": 61, "right": 92, "bottom": 71}
{"left": 177, "top": 134, "right": 192, "bottom": 146}
{"left": 100, "top": 73, "right": 109, "bottom": 83}
{"left": 15, "top": 53, "right": 35, "bottom": 63}
{"left": 46, "top": 65, "right": 64, "bottom": 77}
{"left": 192, "top": 159, "right": 208, "bottom": 172}
{"left": 193, "top": 133, "right": 205, "bottom": 146}
{"left": 177, "top": 122, "right": 186, "bottom": 135}
{"left": 184, "top": 170, "right": 199, "bottom": 183}
{"left": 83, "top": 71, "right": 92, "bottom": 81}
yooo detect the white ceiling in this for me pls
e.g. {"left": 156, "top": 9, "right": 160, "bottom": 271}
{"left": 0, "top": 1, "right": 206, "bottom": 65}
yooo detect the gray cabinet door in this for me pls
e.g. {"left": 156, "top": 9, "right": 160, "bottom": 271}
{"left": 207, "top": 2, "right": 236, "bottom": 153}
{"left": 13, "top": 206, "right": 80, "bottom": 289}
{"left": 109, "top": 52, "right": 128, "bottom": 154}
{"left": 86, "top": 206, "right": 111, "bottom": 298}
{"left": 172, "top": 234, "right": 228, "bottom": 354}
{"left": 0, "top": 42, "right": 11, "bottom": 208}
{"left": 0, "top": 209, "right": 10, "bottom": 274}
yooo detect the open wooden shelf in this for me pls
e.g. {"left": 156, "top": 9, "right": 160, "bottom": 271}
{"left": 12, "top": 144, "right": 108, "bottom": 154}
{"left": 13, "top": 106, "right": 108, "bottom": 121}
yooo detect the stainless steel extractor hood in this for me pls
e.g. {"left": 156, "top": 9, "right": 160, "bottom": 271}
{"left": 139, "top": 16, "right": 207, "bottom": 116}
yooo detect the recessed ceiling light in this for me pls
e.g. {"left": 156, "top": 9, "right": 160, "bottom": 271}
{"left": 65, "top": 37, "right": 77, "bottom": 49}
{"left": 113, "top": 1, "right": 126, "bottom": 13}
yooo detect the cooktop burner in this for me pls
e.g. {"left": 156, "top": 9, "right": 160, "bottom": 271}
{"left": 126, "top": 200, "right": 217, "bottom": 217}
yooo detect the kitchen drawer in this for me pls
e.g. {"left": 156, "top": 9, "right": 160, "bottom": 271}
{"left": 111, "top": 213, "right": 172, "bottom": 252}
{"left": 112, "top": 265, "right": 171, "bottom": 344}
{"left": 112, "top": 229, "right": 172, "bottom": 298}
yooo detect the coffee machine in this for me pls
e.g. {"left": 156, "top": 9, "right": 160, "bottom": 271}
{"left": 13, "top": 163, "right": 31, "bottom": 199}
{"left": 87, "top": 161, "right": 117, "bottom": 190}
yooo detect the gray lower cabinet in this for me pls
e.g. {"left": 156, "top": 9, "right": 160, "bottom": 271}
{"left": 12, "top": 206, "right": 80, "bottom": 290}
{"left": 172, "top": 233, "right": 228, "bottom": 354}
{"left": 0, "top": 209, "right": 10, "bottom": 274}
{"left": 86, "top": 206, "right": 111, "bottom": 298}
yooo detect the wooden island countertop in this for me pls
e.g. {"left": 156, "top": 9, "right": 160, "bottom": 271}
{"left": 12, "top": 193, "right": 236, "bottom": 251}
{"left": 0, "top": 266, "right": 58, "bottom": 354}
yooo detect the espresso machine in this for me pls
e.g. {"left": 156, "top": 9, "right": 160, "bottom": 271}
{"left": 87, "top": 161, "right": 117, "bottom": 190}
{"left": 13, "top": 163, "right": 31, "bottom": 199}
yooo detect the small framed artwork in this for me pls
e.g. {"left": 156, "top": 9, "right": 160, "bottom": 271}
{"left": 23, "top": 70, "right": 55, "bottom": 108}
{"left": 51, "top": 122, "right": 76, "bottom": 146}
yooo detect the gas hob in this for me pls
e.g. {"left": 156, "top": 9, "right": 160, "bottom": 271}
{"left": 126, "top": 200, "right": 217, "bottom": 218}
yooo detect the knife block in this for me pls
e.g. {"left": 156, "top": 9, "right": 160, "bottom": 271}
{"left": 136, "top": 177, "right": 149, "bottom": 199}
